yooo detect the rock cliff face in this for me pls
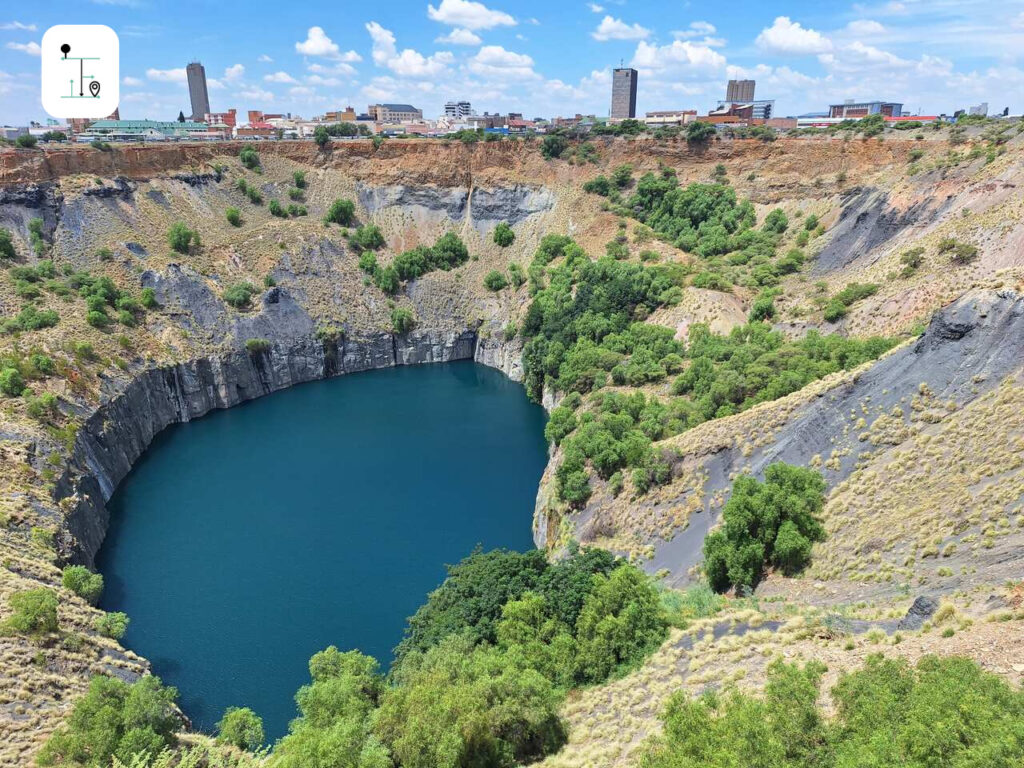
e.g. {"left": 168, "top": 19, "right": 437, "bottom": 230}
{"left": 58, "top": 326, "right": 516, "bottom": 568}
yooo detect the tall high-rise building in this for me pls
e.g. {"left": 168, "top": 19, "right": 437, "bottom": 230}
{"left": 186, "top": 62, "right": 211, "bottom": 123}
{"left": 726, "top": 79, "right": 756, "bottom": 102}
{"left": 610, "top": 68, "right": 638, "bottom": 120}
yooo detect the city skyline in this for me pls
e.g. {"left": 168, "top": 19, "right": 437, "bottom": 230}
{"left": 1, "top": 0, "right": 1022, "bottom": 125}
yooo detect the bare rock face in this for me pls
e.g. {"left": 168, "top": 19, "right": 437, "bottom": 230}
{"left": 897, "top": 595, "right": 939, "bottom": 631}
{"left": 356, "top": 182, "right": 553, "bottom": 227}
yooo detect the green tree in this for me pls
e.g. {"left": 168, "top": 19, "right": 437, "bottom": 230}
{"left": 394, "top": 548, "right": 549, "bottom": 663}
{"left": 541, "top": 134, "right": 569, "bottom": 159}
{"left": 314, "top": 125, "right": 330, "bottom": 149}
{"left": 5, "top": 588, "right": 58, "bottom": 635}
{"left": 493, "top": 222, "right": 515, "bottom": 247}
{"left": 93, "top": 611, "right": 129, "bottom": 640}
{"left": 375, "top": 635, "right": 566, "bottom": 768}
{"left": 62, "top": 565, "right": 104, "bottom": 605}
{"left": 574, "top": 566, "right": 668, "bottom": 683}
{"left": 226, "top": 207, "right": 242, "bottom": 227}
{"left": 216, "top": 707, "right": 265, "bottom": 751}
{"left": 274, "top": 649, "right": 386, "bottom": 768}
{"left": 37, "top": 675, "right": 180, "bottom": 767}
{"left": 325, "top": 198, "right": 356, "bottom": 226}
{"left": 702, "top": 463, "right": 826, "bottom": 592}
{"left": 0, "top": 228, "right": 16, "bottom": 259}
{"left": 686, "top": 121, "right": 717, "bottom": 143}
{"left": 16, "top": 133, "right": 38, "bottom": 149}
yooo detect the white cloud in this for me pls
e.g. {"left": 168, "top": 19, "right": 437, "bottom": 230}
{"left": 309, "top": 61, "right": 357, "bottom": 76}
{"left": 366, "top": 21, "right": 453, "bottom": 77}
{"left": 240, "top": 87, "right": 274, "bottom": 102}
{"left": 289, "top": 86, "right": 315, "bottom": 97}
{"left": 265, "top": 71, "right": 298, "bottom": 84}
{"left": 673, "top": 20, "right": 716, "bottom": 38}
{"left": 6, "top": 40, "right": 40, "bottom": 55}
{"left": 146, "top": 67, "right": 186, "bottom": 82}
{"left": 257, "top": 53, "right": 273, "bottom": 63}
{"left": 468, "top": 45, "right": 539, "bottom": 80}
{"left": 592, "top": 16, "right": 650, "bottom": 42}
{"left": 0, "top": 21, "right": 36, "bottom": 31}
{"left": 435, "top": 28, "right": 482, "bottom": 45}
{"left": 427, "top": 0, "right": 515, "bottom": 31}
{"left": 223, "top": 63, "right": 245, "bottom": 82}
{"left": 845, "top": 19, "right": 886, "bottom": 35}
{"left": 630, "top": 39, "right": 726, "bottom": 72}
{"left": 207, "top": 78, "right": 224, "bottom": 90}
{"left": 295, "top": 26, "right": 362, "bottom": 62}
{"left": 1012, "top": 12, "right": 1024, "bottom": 29}
{"left": 307, "top": 74, "right": 341, "bottom": 86}
{"left": 121, "top": 76, "right": 143, "bottom": 86}
{"left": 756, "top": 16, "right": 833, "bottom": 55}
{"left": 587, "top": 3, "right": 604, "bottom": 12}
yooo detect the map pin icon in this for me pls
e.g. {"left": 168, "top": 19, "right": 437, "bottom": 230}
{"left": 89, "top": 80, "right": 101, "bottom": 98}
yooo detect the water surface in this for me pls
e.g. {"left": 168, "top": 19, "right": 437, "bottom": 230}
{"left": 97, "top": 361, "right": 547, "bottom": 740}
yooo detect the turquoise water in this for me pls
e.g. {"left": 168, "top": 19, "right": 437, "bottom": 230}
{"left": 96, "top": 361, "right": 547, "bottom": 741}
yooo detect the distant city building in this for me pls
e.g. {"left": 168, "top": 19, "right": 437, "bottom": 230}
{"left": 204, "top": 109, "right": 237, "bottom": 128}
{"left": 610, "top": 68, "right": 638, "bottom": 120}
{"left": 467, "top": 112, "right": 508, "bottom": 130}
{"left": 643, "top": 110, "right": 697, "bottom": 127}
{"left": 828, "top": 100, "right": 903, "bottom": 118}
{"left": 68, "top": 109, "right": 118, "bottom": 135}
{"left": 367, "top": 103, "right": 423, "bottom": 122}
{"left": 726, "top": 79, "right": 755, "bottom": 102}
{"left": 76, "top": 119, "right": 220, "bottom": 142}
{"left": 186, "top": 62, "right": 211, "bottom": 123}
{"left": 444, "top": 100, "right": 473, "bottom": 119}
{"left": 716, "top": 99, "right": 774, "bottom": 120}
{"left": 322, "top": 107, "right": 358, "bottom": 123}
{"left": 969, "top": 102, "right": 989, "bottom": 116}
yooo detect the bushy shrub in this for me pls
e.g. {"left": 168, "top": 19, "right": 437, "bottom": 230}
{"left": 686, "top": 120, "right": 717, "bottom": 143}
{"left": 223, "top": 282, "right": 257, "bottom": 309}
{"left": 541, "top": 134, "right": 569, "bottom": 159}
{"left": 216, "top": 707, "right": 264, "bottom": 751}
{"left": 268, "top": 199, "right": 286, "bottom": 218}
{"left": 226, "top": 207, "right": 242, "bottom": 227}
{"left": 292, "top": 170, "right": 306, "bottom": 188}
{"left": 494, "top": 221, "right": 515, "bottom": 247}
{"left": 0, "top": 366, "right": 25, "bottom": 396}
{"left": 762, "top": 208, "right": 789, "bottom": 234}
{"left": 641, "top": 655, "right": 1024, "bottom": 768}
{"left": 350, "top": 224, "right": 385, "bottom": 251}
{"left": 239, "top": 146, "right": 260, "bottom": 170}
{"left": 391, "top": 306, "right": 415, "bottom": 333}
{"left": 62, "top": 565, "right": 104, "bottom": 604}
{"left": 0, "top": 228, "right": 16, "bottom": 260}
{"left": 37, "top": 676, "right": 180, "bottom": 767}
{"left": 245, "top": 338, "right": 271, "bottom": 355}
{"left": 93, "top": 611, "right": 129, "bottom": 640}
{"left": 166, "top": 222, "right": 199, "bottom": 254}
{"left": 324, "top": 198, "right": 356, "bottom": 226}
{"left": 4, "top": 588, "right": 58, "bottom": 634}
{"left": 484, "top": 270, "right": 509, "bottom": 291}
{"left": 140, "top": 287, "right": 158, "bottom": 309}
{"left": 702, "top": 463, "right": 826, "bottom": 591}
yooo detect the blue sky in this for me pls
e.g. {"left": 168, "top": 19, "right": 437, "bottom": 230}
{"left": 2, "top": 0, "right": 1023, "bottom": 125}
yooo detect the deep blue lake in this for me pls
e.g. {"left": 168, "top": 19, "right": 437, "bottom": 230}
{"left": 96, "top": 361, "right": 547, "bottom": 741}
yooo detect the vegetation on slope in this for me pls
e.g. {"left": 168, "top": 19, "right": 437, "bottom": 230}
{"left": 522, "top": 236, "right": 897, "bottom": 506}
{"left": 639, "top": 654, "right": 1024, "bottom": 768}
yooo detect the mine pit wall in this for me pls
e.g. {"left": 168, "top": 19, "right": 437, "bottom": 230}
{"left": 57, "top": 328, "right": 525, "bottom": 569}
